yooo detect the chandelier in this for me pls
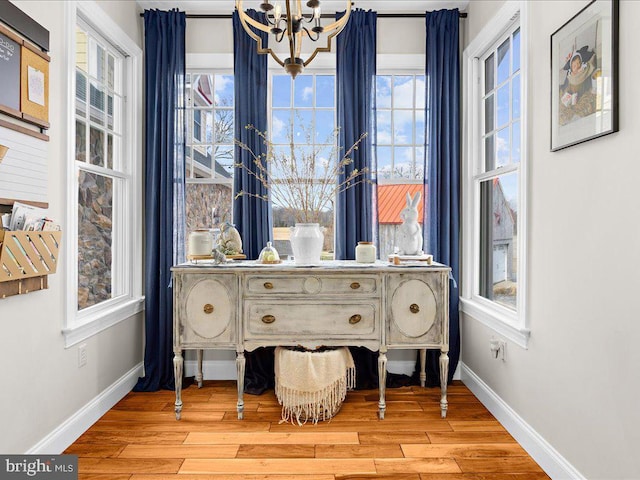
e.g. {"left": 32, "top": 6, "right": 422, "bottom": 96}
{"left": 236, "top": 1, "right": 352, "bottom": 78}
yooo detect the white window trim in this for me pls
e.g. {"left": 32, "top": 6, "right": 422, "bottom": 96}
{"left": 461, "top": 0, "right": 530, "bottom": 348}
{"left": 63, "top": 0, "right": 143, "bottom": 348}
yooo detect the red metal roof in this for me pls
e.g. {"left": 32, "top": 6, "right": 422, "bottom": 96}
{"left": 377, "top": 184, "right": 424, "bottom": 224}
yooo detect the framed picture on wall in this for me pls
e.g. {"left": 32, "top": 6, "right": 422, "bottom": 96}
{"left": 550, "top": 0, "right": 619, "bottom": 151}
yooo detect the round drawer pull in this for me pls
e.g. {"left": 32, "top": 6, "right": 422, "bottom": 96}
{"left": 203, "top": 304, "right": 214, "bottom": 314}
{"left": 350, "top": 282, "right": 360, "bottom": 290}
{"left": 262, "top": 314, "right": 276, "bottom": 324}
{"left": 264, "top": 282, "right": 274, "bottom": 289}
{"left": 349, "top": 314, "right": 362, "bottom": 324}
{"left": 410, "top": 303, "right": 420, "bottom": 314}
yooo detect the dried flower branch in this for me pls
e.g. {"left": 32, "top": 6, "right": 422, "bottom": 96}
{"left": 234, "top": 123, "right": 371, "bottom": 224}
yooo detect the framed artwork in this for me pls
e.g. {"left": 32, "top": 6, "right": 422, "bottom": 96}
{"left": 550, "top": 0, "right": 618, "bottom": 151}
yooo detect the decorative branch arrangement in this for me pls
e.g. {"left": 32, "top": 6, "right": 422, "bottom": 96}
{"left": 234, "top": 124, "right": 370, "bottom": 224}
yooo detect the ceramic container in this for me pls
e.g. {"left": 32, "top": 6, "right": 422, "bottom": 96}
{"left": 289, "top": 223, "right": 324, "bottom": 265}
{"left": 355, "top": 241, "right": 376, "bottom": 263}
{"left": 188, "top": 229, "right": 213, "bottom": 257}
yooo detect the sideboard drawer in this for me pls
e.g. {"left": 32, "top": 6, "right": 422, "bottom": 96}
{"left": 245, "top": 274, "right": 379, "bottom": 296}
{"left": 245, "top": 301, "right": 378, "bottom": 338}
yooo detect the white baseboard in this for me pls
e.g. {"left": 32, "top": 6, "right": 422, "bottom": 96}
{"left": 27, "top": 363, "right": 143, "bottom": 454}
{"left": 460, "top": 363, "right": 585, "bottom": 480}
{"left": 185, "top": 359, "right": 460, "bottom": 380}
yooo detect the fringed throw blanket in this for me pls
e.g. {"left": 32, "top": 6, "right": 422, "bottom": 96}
{"left": 274, "top": 346, "right": 355, "bottom": 425}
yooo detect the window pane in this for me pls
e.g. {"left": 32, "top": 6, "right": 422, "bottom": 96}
{"left": 214, "top": 145, "right": 234, "bottom": 176}
{"left": 484, "top": 53, "right": 494, "bottom": 94}
{"left": 415, "top": 146, "right": 425, "bottom": 180}
{"left": 376, "top": 110, "right": 392, "bottom": 145}
{"left": 394, "top": 146, "right": 413, "bottom": 178}
{"left": 89, "top": 126, "right": 105, "bottom": 166}
{"left": 107, "top": 134, "right": 113, "bottom": 169}
{"left": 316, "top": 76, "right": 334, "bottom": 107}
{"left": 377, "top": 146, "right": 392, "bottom": 179}
{"left": 497, "top": 84, "right": 510, "bottom": 128}
{"left": 415, "top": 75, "right": 426, "bottom": 108}
{"left": 89, "top": 82, "right": 105, "bottom": 125}
{"left": 215, "top": 109, "right": 233, "bottom": 144}
{"left": 512, "top": 28, "right": 520, "bottom": 73}
{"left": 315, "top": 110, "right": 334, "bottom": 142}
{"left": 512, "top": 73, "right": 521, "bottom": 119}
{"left": 89, "top": 40, "right": 105, "bottom": 82}
{"left": 76, "top": 120, "right": 87, "bottom": 162}
{"left": 484, "top": 134, "right": 494, "bottom": 171}
{"left": 271, "top": 110, "right": 292, "bottom": 143}
{"left": 393, "top": 110, "right": 413, "bottom": 144}
{"left": 76, "top": 71, "right": 87, "bottom": 116}
{"left": 107, "top": 54, "right": 115, "bottom": 90}
{"left": 484, "top": 95, "right": 494, "bottom": 134}
{"left": 479, "top": 173, "right": 518, "bottom": 310}
{"left": 376, "top": 75, "right": 392, "bottom": 108}
{"left": 185, "top": 182, "right": 232, "bottom": 241}
{"left": 512, "top": 121, "right": 521, "bottom": 163}
{"left": 78, "top": 170, "right": 113, "bottom": 310}
{"left": 497, "top": 38, "right": 510, "bottom": 85}
{"left": 415, "top": 110, "right": 425, "bottom": 145}
{"left": 76, "top": 28, "right": 88, "bottom": 72}
{"left": 393, "top": 76, "right": 413, "bottom": 108}
{"left": 294, "top": 75, "right": 313, "bottom": 107}
{"left": 496, "top": 127, "right": 509, "bottom": 167}
{"left": 293, "top": 109, "right": 313, "bottom": 141}
{"left": 272, "top": 75, "right": 291, "bottom": 107}
{"left": 215, "top": 74, "right": 234, "bottom": 106}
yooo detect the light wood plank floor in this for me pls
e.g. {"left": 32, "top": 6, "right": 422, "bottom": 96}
{"left": 65, "top": 380, "right": 550, "bottom": 479}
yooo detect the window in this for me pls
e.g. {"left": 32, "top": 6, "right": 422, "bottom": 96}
{"left": 375, "top": 74, "right": 426, "bottom": 259}
{"left": 65, "top": 4, "right": 142, "bottom": 347}
{"left": 462, "top": 2, "right": 529, "bottom": 346}
{"left": 184, "top": 72, "right": 235, "bottom": 243}
{"left": 269, "top": 73, "right": 337, "bottom": 256}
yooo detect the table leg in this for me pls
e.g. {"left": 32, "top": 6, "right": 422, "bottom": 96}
{"left": 378, "top": 349, "right": 387, "bottom": 420}
{"left": 173, "top": 348, "right": 183, "bottom": 420}
{"left": 440, "top": 348, "right": 449, "bottom": 418}
{"left": 236, "top": 349, "right": 245, "bottom": 420}
{"left": 196, "top": 349, "right": 203, "bottom": 388}
{"left": 419, "top": 348, "right": 427, "bottom": 387}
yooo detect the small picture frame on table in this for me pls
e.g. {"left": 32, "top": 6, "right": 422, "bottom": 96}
{"left": 550, "top": 0, "right": 619, "bottom": 151}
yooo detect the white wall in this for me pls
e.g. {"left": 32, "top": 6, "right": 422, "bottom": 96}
{"left": 0, "top": 0, "right": 144, "bottom": 453}
{"left": 461, "top": 1, "right": 640, "bottom": 478}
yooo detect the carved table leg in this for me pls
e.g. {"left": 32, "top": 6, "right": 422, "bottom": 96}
{"left": 173, "top": 348, "right": 183, "bottom": 420}
{"left": 196, "top": 349, "right": 203, "bottom": 388}
{"left": 440, "top": 348, "right": 449, "bottom": 418}
{"left": 419, "top": 348, "right": 427, "bottom": 387}
{"left": 236, "top": 349, "right": 246, "bottom": 420}
{"left": 378, "top": 349, "right": 388, "bottom": 420}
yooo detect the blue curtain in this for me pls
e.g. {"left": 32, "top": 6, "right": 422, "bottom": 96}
{"left": 423, "top": 9, "right": 460, "bottom": 385}
{"left": 134, "top": 9, "right": 186, "bottom": 392}
{"left": 232, "top": 9, "right": 271, "bottom": 260}
{"left": 335, "top": 9, "right": 377, "bottom": 260}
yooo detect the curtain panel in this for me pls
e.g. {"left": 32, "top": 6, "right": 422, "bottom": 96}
{"left": 135, "top": 9, "right": 186, "bottom": 392}
{"left": 423, "top": 9, "right": 461, "bottom": 385}
{"left": 335, "top": 9, "right": 377, "bottom": 261}
{"left": 232, "top": 9, "right": 271, "bottom": 261}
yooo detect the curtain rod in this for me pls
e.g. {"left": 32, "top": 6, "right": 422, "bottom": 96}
{"left": 139, "top": 12, "right": 467, "bottom": 19}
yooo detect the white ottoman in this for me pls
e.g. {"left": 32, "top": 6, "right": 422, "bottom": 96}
{"left": 274, "top": 346, "right": 355, "bottom": 425}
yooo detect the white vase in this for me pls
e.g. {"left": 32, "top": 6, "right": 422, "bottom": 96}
{"left": 289, "top": 223, "right": 325, "bottom": 265}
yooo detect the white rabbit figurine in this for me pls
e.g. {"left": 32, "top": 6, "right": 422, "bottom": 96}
{"left": 218, "top": 222, "right": 243, "bottom": 254}
{"left": 396, "top": 191, "right": 423, "bottom": 256}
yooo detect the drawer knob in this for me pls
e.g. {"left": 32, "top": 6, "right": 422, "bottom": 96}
{"left": 264, "top": 282, "right": 274, "bottom": 290}
{"left": 349, "top": 314, "right": 362, "bottom": 324}
{"left": 203, "top": 304, "right": 214, "bottom": 314}
{"left": 350, "top": 282, "right": 360, "bottom": 290}
{"left": 410, "top": 303, "right": 420, "bottom": 314}
{"left": 262, "top": 314, "right": 276, "bottom": 324}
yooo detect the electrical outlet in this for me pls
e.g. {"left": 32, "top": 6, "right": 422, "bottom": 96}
{"left": 489, "top": 338, "right": 506, "bottom": 361}
{"left": 78, "top": 343, "right": 87, "bottom": 368}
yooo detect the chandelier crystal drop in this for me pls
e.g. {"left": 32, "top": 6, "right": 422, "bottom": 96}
{"left": 236, "top": 0, "right": 352, "bottom": 78}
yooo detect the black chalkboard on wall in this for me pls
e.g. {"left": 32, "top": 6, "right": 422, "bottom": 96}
{"left": 0, "top": 30, "right": 20, "bottom": 111}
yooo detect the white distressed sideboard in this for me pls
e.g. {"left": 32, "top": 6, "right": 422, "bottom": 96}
{"left": 172, "top": 260, "right": 450, "bottom": 421}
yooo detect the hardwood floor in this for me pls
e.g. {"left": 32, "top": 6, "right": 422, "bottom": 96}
{"left": 65, "top": 380, "right": 550, "bottom": 479}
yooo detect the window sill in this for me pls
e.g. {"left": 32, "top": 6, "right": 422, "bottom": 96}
{"left": 460, "top": 296, "right": 530, "bottom": 348}
{"left": 63, "top": 296, "right": 145, "bottom": 348}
